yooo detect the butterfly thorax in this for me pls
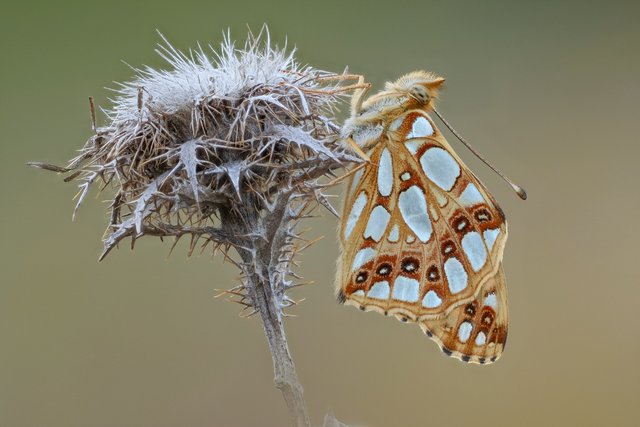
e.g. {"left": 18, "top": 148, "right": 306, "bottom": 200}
{"left": 344, "top": 107, "right": 437, "bottom": 155}
{"left": 342, "top": 71, "right": 446, "bottom": 152}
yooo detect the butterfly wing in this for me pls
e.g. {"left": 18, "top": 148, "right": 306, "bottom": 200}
{"left": 337, "top": 111, "right": 508, "bottom": 363}
{"left": 420, "top": 263, "right": 508, "bottom": 364}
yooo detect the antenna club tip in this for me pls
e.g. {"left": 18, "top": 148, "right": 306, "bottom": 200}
{"left": 512, "top": 184, "right": 527, "bottom": 200}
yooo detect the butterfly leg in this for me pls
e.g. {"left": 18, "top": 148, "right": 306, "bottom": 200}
{"left": 314, "top": 74, "right": 370, "bottom": 115}
{"left": 343, "top": 136, "right": 371, "bottom": 162}
{"left": 304, "top": 74, "right": 370, "bottom": 98}
{"left": 321, "top": 161, "right": 367, "bottom": 188}
{"left": 348, "top": 75, "right": 370, "bottom": 116}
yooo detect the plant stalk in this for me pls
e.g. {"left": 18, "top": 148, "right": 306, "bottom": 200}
{"left": 248, "top": 273, "right": 310, "bottom": 427}
{"left": 230, "top": 194, "right": 311, "bottom": 427}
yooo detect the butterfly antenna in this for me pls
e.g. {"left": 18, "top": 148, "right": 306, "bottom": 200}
{"left": 433, "top": 107, "right": 527, "bottom": 200}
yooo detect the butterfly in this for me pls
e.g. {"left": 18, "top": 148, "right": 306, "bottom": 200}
{"left": 336, "top": 71, "right": 523, "bottom": 364}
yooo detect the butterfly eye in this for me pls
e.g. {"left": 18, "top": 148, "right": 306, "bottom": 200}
{"left": 376, "top": 263, "right": 393, "bottom": 276}
{"left": 355, "top": 271, "right": 368, "bottom": 284}
{"left": 401, "top": 257, "right": 420, "bottom": 273}
{"left": 409, "top": 85, "right": 430, "bottom": 104}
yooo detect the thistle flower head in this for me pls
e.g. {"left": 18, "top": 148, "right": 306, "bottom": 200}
{"left": 35, "top": 28, "right": 360, "bottom": 269}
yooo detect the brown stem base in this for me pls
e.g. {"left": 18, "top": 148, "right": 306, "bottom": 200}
{"left": 250, "top": 276, "right": 310, "bottom": 427}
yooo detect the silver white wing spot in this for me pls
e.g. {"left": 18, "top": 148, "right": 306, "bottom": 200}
{"left": 364, "top": 205, "right": 391, "bottom": 242}
{"left": 444, "top": 257, "right": 468, "bottom": 294}
{"left": 459, "top": 183, "right": 485, "bottom": 206}
{"left": 344, "top": 191, "right": 367, "bottom": 240}
{"left": 461, "top": 232, "right": 488, "bottom": 272}
{"left": 422, "top": 290, "right": 442, "bottom": 308}
{"left": 377, "top": 148, "right": 393, "bottom": 197}
{"left": 407, "top": 116, "right": 434, "bottom": 138}
{"left": 392, "top": 276, "right": 420, "bottom": 302}
{"left": 398, "top": 185, "right": 432, "bottom": 243}
{"left": 368, "top": 281, "right": 390, "bottom": 299}
{"left": 483, "top": 228, "right": 500, "bottom": 251}
{"left": 420, "top": 147, "right": 460, "bottom": 191}
{"left": 351, "top": 248, "right": 376, "bottom": 272}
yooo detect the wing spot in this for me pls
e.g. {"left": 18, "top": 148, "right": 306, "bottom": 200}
{"left": 367, "top": 281, "right": 390, "bottom": 299}
{"left": 461, "top": 231, "right": 488, "bottom": 272}
{"left": 355, "top": 271, "right": 368, "bottom": 284}
{"left": 408, "top": 115, "right": 434, "bottom": 138}
{"left": 420, "top": 147, "right": 461, "bottom": 191}
{"left": 453, "top": 216, "right": 470, "bottom": 234}
{"left": 398, "top": 185, "right": 432, "bottom": 242}
{"left": 458, "top": 321, "right": 473, "bottom": 343}
{"left": 484, "top": 229, "right": 500, "bottom": 252}
{"left": 376, "top": 263, "right": 393, "bottom": 277}
{"left": 364, "top": 205, "right": 391, "bottom": 242}
{"left": 392, "top": 276, "right": 420, "bottom": 302}
{"left": 474, "top": 208, "right": 492, "bottom": 223}
{"left": 482, "top": 312, "right": 494, "bottom": 325}
{"left": 351, "top": 247, "right": 376, "bottom": 272}
{"left": 387, "top": 224, "right": 400, "bottom": 242}
{"left": 344, "top": 191, "right": 368, "bottom": 240}
{"left": 377, "top": 148, "right": 393, "bottom": 197}
{"left": 461, "top": 355, "right": 471, "bottom": 363}
{"left": 459, "top": 182, "right": 485, "bottom": 206}
{"left": 422, "top": 290, "right": 442, "bottom": 308}
{"left": 427, "top": 265, "right": 440, "bottom": 282}
{"left": 441, "top": 240, "right": 456, "bottom": 255}
{"left": 475, "top": 331, "right": 487, "bottom": 346}
{"left": 444, "top": 257, "right": 468, "bottom": 294}
{"left": 401, "top": 257, "right": 420, "bottom": 274}
{"left": 484, "top": 292, "right": 498, "bottom": 309}
{"left": 465, "top": 302, "right": 477, "bottom": 317}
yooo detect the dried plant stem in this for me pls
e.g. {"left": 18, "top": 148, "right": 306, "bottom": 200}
{"left": 246, "top": 272, "right": 310, "bottom": 427}
{"left": 228, "top": 193, "right": 311, "bottom": 427}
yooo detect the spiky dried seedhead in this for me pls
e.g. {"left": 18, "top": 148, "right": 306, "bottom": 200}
{"left": 33, "top": 28, "right": 361, "bottom": 276}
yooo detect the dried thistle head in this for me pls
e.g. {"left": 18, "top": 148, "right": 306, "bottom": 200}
{"left": 29, "top": 29, "right": 371, "bottom": 427}
{"left": 31, "top": 28, "right": 364, "bottom": 312}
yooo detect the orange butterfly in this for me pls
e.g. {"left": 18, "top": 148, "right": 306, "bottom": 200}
{"left": 337, "top": 71, "right": 524, "bottom": 364}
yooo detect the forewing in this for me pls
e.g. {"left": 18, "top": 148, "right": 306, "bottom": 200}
{"left": 337, "top": 111, "right": 508, "bottom": 362}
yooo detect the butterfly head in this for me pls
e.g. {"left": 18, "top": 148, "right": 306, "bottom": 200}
{"left": 384, "top": 71, "right": 445, "bottom": 108}
{"left": 355, "top": 71, "right": 445, "bottom": 123}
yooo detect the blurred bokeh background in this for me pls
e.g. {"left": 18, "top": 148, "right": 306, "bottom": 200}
{"left": 2, "top": 1, "right": 639, "bottom": 426}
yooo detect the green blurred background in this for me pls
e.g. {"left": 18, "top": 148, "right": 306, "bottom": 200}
{"left": 2, "top": 1, "right": 639, "bottom": 426}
